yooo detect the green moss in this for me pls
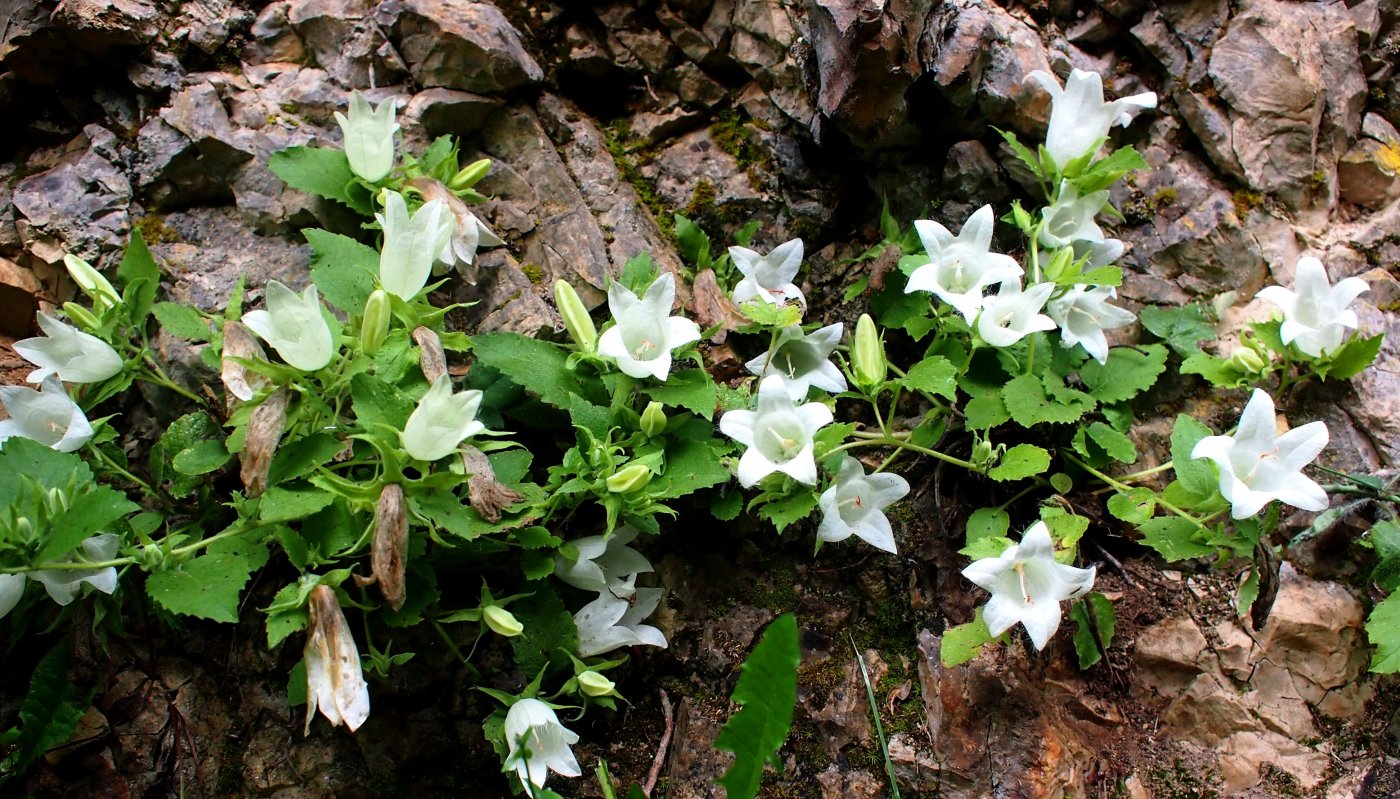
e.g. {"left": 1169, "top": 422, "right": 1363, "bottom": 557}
{"left": 1147, "top": 759, "right": 1221, "bottom": 799}
{"left": 684, "top": 178, "right": 719, "bottom": 220}
{"left": 711, "top": 109, "right": 765, "bottom": 172}
{"left": 1121, "top": 187, "right": 1178, "bottom": 225}
{"left": 134, "top": 214, "right": 181, "bottom": 244}
{"left": 601, "top": 119, "right": 671, "bottom": 237}
{"left": 1231, "top": 189, "right": 1264, "bottom": 217}
{"left": 520, "top": 262, "right": 545, "bottom": 285}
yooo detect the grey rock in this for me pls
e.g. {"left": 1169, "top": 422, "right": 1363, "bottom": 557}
{"left": 676, "top": 63, "right": 727, "bottom": 108}
{"left": 939, "top": 140, "right": 1010, "bottom": 224}
{"left": 615, "top": 26, "right": 676, "bottom": 74}
{"left": 1338, "top": 141, "right": 1400, "bottom": 209}
{"left": 245, "top": 1, "right": 306, "bottom": 65}
{"left": 136, "top": 82, "right": 255, "bottom": 209}
{"left": 378, "top": 0, "right": 543, "bottom": 93}
{"left": 628, "top": 103, "right": 706, "bottom": 146}
{"left": 52, "top": 0, "right": 162, "bottom": 45}
{"left": 149, "top": 206, "right": 311, "bottom": 312}
{"left": 451, "top": 250, "right": 559, "bottom": 336}
{"left": 1130, "top": 0, "right": 1228, "bottom": 86}
{"left": 729, "top": 0, "right": 797, "bottom": 73}
{"left": 1343, "top": 296, "right": 1400, "bottom": 467}
{"left": 404, "top": 88, "right": 503, "bottom": 137}
{"left": 288, "top": 0, "right": 405, "bottom": 89}
{"left": 127, "top": 49, "right": 187, "bottom": 92}
{"left": 173, "top": 0, "right": 252, "bottom": 54}
{"left": 642, "top": 126, "right": 769, "bottom": 232}
{"left": 655, "top": 3, "right": 717, "bottom": 64}
{"left": 12, "top": 125, "right": 132, "bottom": 263}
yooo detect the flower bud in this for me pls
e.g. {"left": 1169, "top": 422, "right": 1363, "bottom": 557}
{"left": 372, "top": 484, "right": 408, "bottom": 611}
{"left": 606, "top": 463, "right": 652, "bottom": 494}
{"left": 63, "top": 254, "right": 119, "bottom": 309}
{"left": 46, "top": 488, "right": 68, "bottom": 514}
{"left": 15, "top": 516, "right": 34, "bottom": 539}
{"left": 448, "top": 158, "right": 492, "bottom": 191}
{"left": 61, "top": 302, "right": 101, "bottom": 332}
{"left": 971, "top": 438, "right": 996, "bottom": 471}
{"left": 577, "top": 670, "right": 616, "bottom": 697}
{"left": 1043, "top": 246, "right": 1075, "bottom": 282}
{"left": 553, "top": 279, "right": 597, "bottom": 353}
{"left": 1230, "top": 346, "right": 1267, "bottom": 374}
{"left": 852, "top": 314, "right": 886, "bottom": 389}
{"left": 640, "top": 401, "right": 667, "bottom": 438}
{"left": 1010, "top": 201, "right": 1034, "bottom": 234}
{"left": 360, "top": 290, "right": 391, "bottom": 356}
{"left": 483, "top": 605, "right": 524, "bottom": 637}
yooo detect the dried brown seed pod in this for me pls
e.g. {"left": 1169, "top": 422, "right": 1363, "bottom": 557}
{"left": 372, "top": 483, "right": 408, "bottom": 611}
{"left": 239, "top": 387, "right": 287, "bottom": 497}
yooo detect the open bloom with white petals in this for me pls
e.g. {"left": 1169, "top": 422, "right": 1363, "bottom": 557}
{"left": 1048, "top": 284, "right": 1136, "bottom": 363}
{"left": 976, "top": 280, "right": 1056, "bottom": 347}
{"left": 0, "top": 534, "right": 120, "bottom": 620}
{"left": 719, "top": 375, "right": 833, "bottom": 487}
{"left": 1038, "top": 181, "right": 1111, "bottom": 250}
{"left": 401, "top": 374, "right": 485, "bottom": 462}
{"left": 962, "top": 521, "right": 1096, "bottom": 650}
{"left": 1072, "top": 237, "right": 1124, "bottom": 269}
{"left": 1256, "top": 256, "right": 1369, "bottom": 357}
{"left": 437, "top": 209, "right": 504, "bottom": 274}
{"left": 242, "top": 281, "right": 335, "bottom": 372}
{"left": 574, "top": 584, "right": 668, "bottom": 657}
{"left": 906, "top": 205, "right": 1023, "bottom": 323}
{"left": 1191, "top": 389, "right": 1330, "bottom": 519}
{"left": 504, "top": 698, "right": 582, "bottom": 792}
{"left": 304, "top": 585, "right": 371, "bottom": 734}
{"left": 596, "top": 273, "right": 701, "bottom": 381}
{"left": 14, "top": 312, "right": 123, "bottom": 384}
{"left": 377, "top": 193, "right": 455, "bottom": 300}
{"left": 1026, "top": 68, "right": 1157, "bottom": 172}
{"left": 555, "top": 526, "right": 654, "bottom": 597}
{"left": 745, "top": 323, "right": 847, "bottom": 400}
{"left": 334, "top": 91, "right": 398, "bottom": 183}
{"left": 817, "top": 456, "right": 910, "bottom": 553}
{"left": 730, "top": 238, "right": 805, "bottom": 305}
{"left": 0, "top": 375, "right": 93, "bottom": 452}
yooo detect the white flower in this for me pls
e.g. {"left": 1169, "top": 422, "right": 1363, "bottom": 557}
{"left": 976, "top": 280, "right": 1056, "bottom": 347}
{"left": 817, "top": 456, "right": 910, "bottom": 553}
{"left": 241, "top": 281, "right": 335, "bottom": 372}
{"left": 503, "top": 698, "right": 582, "bottom": 792}
{"left": 14, "top": 312, "right": 123, "bottom": 384}
{"left": 0, "top": 375, "right": 93, "bottom": 453}
{"left": 555, "top": 526, "right": 654, "bottom": 597}
{"left": 377, "top": 193, "right": 455, "bottom": 300}
{"left": 719, "top": 374, "right": 833, "bottom": 487}
{"left": 334, "top": 91, "right": 399, "bottom": 183}
{"left": 1038, "top": 181, "right": 1111, "bottom": 250}
{"left": 730, "top": 238, "right": 805, "bottom": 305}
{"left": 906, "top": 205, "right": 1023, "bottom": 323}
{"left": 401, "top": 374, "right": 485, "bottom": 462}
{"left": 961, "top": 521, "right": 1096, "bottom": 650}
{"left": 1026, "top": 68, "right": 1157, "bottom": 172}
{"left": 303, "top": 585, "right": 371, "bottom": 735}
{"left": 0, "top": 534, "right": 120, "bottom": 619}
{"left": 745, "top": 323, "right": 847, "bottom": 400}
{"left": 596, "top": 273, "right": 701, "bottom": 381}
{"left": 574, "top": 583, "right": 667, "bottom": 657}
{"left": 435, "top": 208, "right": 504, "bottom": 275}
{"left": 1256, "top": 256, "right": 1369, "bottom": 358}
{"left": 1073, "top": 237, "right": 1125, "bottom": 269}
{"left": 1191, "top": 388, "right": 1330, "bottom": 519}
{"left": 1047, "top": 284, "right": 1136, "bottom": 364}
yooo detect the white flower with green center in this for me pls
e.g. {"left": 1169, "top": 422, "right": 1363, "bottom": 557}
{"left": 719, "top": 374, "right": 833, "bottom": 487}
{"left": 377, "top": 192, "right": 455, "bottom": 300}
{"left": 1256, "top": 256, "right": 1369, "bottom": 358}
{"left": 976, "top": 279, "right": 1056, "bottom": 347}
{"left": 1027, "top": 68, "right": 1157, "bottom": 172}
{"left": 0, "top": 375, "right": 93, "bottom": 452}
{"left": 334, "top": 91, "right": 399, "bottom": 183}
{"left": 1191, "top": 388, "right": 1329, "bottom": 519}
{"left": 573, "top": 582, "right": 667, "bottom": 657}
{"left": 596, "top": 273, "right": 701, "bottom": 381}
{"left": 730, "top": 238, "right": 805, "bottom": 305}
{"left": 503, "top": 698, "right": 582, "bottom": 792}
{"left": 401, "top": 374, "right": 485, "bottom": 462}
{"left": 14, "top": 312, "right": 123, "bottom": 383}
{"left": 745, "top": 323, "right": 847, "bottom": 400}
{"left": 0, "top": 534, "right": 120, "bottom": 620}
{"left": 906, "top": 205, "right": 1023, "bottom": 323}
{"left": 1047, "top": 284, "right": 1135, "bottom": 364}
{"left": 241, "top": 281, "right": 335, "bottom": 372}
{"left": 961, "top": 521, "right": 1096, "bottom": 650}
{"left": 1038, "top": 181, "right": 1110, "bottom": 250}
{"left": 555, "top": 526, "right": 654, "bottom": 597}
{"left": 817, "top": 456, "right": 910, "bottom": 553}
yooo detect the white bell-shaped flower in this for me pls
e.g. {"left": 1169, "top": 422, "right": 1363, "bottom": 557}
{"left": 435, "top": 208, "right": 505, "bottom": 275}
{"left": 1026, "top": 68, "right": 1157, "bottom": 172}
{"left": 1038, "top": 181, "right": 1110, "bottom": 250}
{"left": 906, "top": 205, "right": 1023, "bottom": 323}
{"left": 1047, "top": 284, "right": 1136, "bottom": 364}
{"left": 976, "top": 280, "right": 1057, "bottom": 347}
{"left": 1256, "top": 256, "right": 1369, "bottom": 358}
{"left": 961, "top": 521, "right": 1096, "bottom": 650}
{"left": 555, "top": 526, "right": 654, "bottom": 597}
{"left": 377, "top": 193, "right": 455, "bottom": 300}
{"left": 0, "top": 375, "right": 93, "bottom": 453}
{"left": 401, "top": 374, "right": 485, "bottom": 462}
{"left": 744, "top": 323, "right": 847, "bottom": 400}
{"left": 596, "top": 273, "right": 701, "bottom": 381}
{"left": 730, "top": 238, "right": 805, "bottom": 305}
{"left": 504, "top": 698, "right": 582, "bottom": 792}
{"left": 817, "top": 456, "right": 910, "bottom": 553}
{"left": 241, "top": 281, "right": 335, "bottom": 372}
{"left": 334, "top": 91, "right": 399, "bottom": 183}
{"left": 573, "top": 582, "right": 668, "bottom": 657}
{"left": 719, "top": 374, "right": 833, "bottom": 487}
{"left": 14, "top": 312, "right": 123, "bottom": 384}
{"left": 0, "top": 534, "right": 121, "bottom": 620}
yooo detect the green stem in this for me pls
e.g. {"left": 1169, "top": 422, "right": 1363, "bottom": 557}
{"left": 1067, "top": 453, "right": 1210, "bottom": 532}
{"left": 86, "top": 443, "right": 154, "bottom": 494}
{"left": 1114, "top": 460, "right": 1176, "bottom": 483}
{"left": 138, "top": 352, "right": 204, "bottom": 404}
{"left": 1, "top": 521, "right": 271, "bottom": 574}
{"left": 430, "top": 618, "right": 468, "bottom": 665}
{"left": 830, "top": 435, "right": 977, "bottom": 472}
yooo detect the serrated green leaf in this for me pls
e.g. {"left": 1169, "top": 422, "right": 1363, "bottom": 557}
{"left": 146, "top": 535, "right": 270, "bottom": 622}
{"left": 8, "top": 643, "right": 89, "bottom": 778}
{"left": 1320, "top": 334, "right": 1383, "bottom": 380}
{"left": 268, "top": 146, "right": 373, "bottom": 214}
{"left": 739, "top": 300, "right": 803, "bottom": 327}
{"left": 902, "top": 356, "right": 957, "bottom": 401}
{"left": 1040, "top": 507, "right": 1089, "bottom": 549}
{"left": 304, "top": 228, "right": 380, "bottom": 313}
{"left": 715, "top": 613, "right": 800, "bottom": 799}
{"left": 152, "top": 302, "right": 211, "bottom": 341}
{"left": 1070, "top": 592, "right": 1115, "bottom": 669}
{"left": 674, "top": 214, "right": 712, "bottom": 271}
{"left": 259, "top": 485, "right": 335, "bottom": 523}
{"left": 1139, "top": 303, "right": 1215, "bottom": 356}
{"left": 1170, "top": 414, "right": 1219, "bottom": 499}
{"left": 941, "top": 611, "right": 994, "bottom": 667}
{"left": 1366, "top": 591, "right": 1400, "bottom": 673}
{"left": 1086, "top": 421, "right": 1136, "bottom": 463}
{"left": 987, "top": 443, "right": 1050, "bottom": 482}
{"left": 758, "top": 489, "right": 818, "bottom": 533}
{"left": 171, "top": 438, "right": 231, "bottom": 476}
{"left": 1002, "top": 374, "right": 1092, "bottom": 427}
{"left": 966, "top": 506, "right": 1010, "bottom": 546}
{"left": 37, "top": 486, "right": 139, "bottom": 563}
{"left": 711, "top": 487, "right": 743, "bottom": 521}
{"left": 117, "top": 227, "right": 159, "bottom": 322}
{"left": 650, "top": 436, "right": 730, "bottom": 501}
{"left": 1108, "top": 488, "right": 1156, "bottom": 524}
{"left": 959, "top": 535, "right": 1014, "bottom": 560}
{"left": 1079, "top": 345, "right": 1167, "bottom": 403}
{"left": 510, "top": 589, "right": 579, "bottom": 677}
{"left": 350, "top": 373, "right": 415, "bottom": 431}
{"left": 1137, "top": 516, "right": 1212, "bottom": 562}
{"left": 1372, "top": 520, "right": 1400, "bottom": 592}
{"left": 472, "top": 332, "right": 586, "bottom": 410}
{"left": 644, "top": 369, "right": 718, "bottom": 420}
{"left": 267, "top": 433, "right": 344, "bottom": 485}
{"left": 813, "top": 422, "right": 857, "bottom": 461}
{"left": 1180, "top": 352, "right": 1250, "bottom": 388}
{"left": 0, "top": 439, "right": 91, "bottom": 506}
{"left": 963, "top": 393, "right": 1009, "bottom": 430}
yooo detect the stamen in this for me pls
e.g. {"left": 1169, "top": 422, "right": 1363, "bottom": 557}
{"left": 632, "top": 339, "right": 656, "bottom": 359}
{"left": 1015, "top": 562, "right": 1033, "bottom": 605}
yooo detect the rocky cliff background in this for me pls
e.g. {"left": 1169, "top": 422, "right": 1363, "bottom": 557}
{"left": 1, "top": 0, "right": 1399, "bottom": 797}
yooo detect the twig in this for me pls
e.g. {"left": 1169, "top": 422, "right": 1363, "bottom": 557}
{"left": 643, "top": 689, "right": 674, "bottom": 797}
{"left": 1090, "top": 541, "right": 1138, "bottom": 588}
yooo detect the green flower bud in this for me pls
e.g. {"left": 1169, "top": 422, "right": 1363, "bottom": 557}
{"left": 483, "top": 605, "right": 524, "bottom": 638}
{"left": 852, "top": 314, "right": 886, "bottom": 389}
{"left": 1010, "top": 201, "right": 1034, "bottom": 233}
{"left": 553, "top": 279, "right": 597, "bottom": 353}
{"left": 641, "top": 401, "right": 667, "bottom": 438}
{"left": 1230, "top": 347, "right": 1267, "bottom": 374}
{"left": 63, "top": 254, "right": 120, "bottom": 309}
{"left": 971, "top": 438, "right": 996, "bottom": 471}
{"left": 14, "top": 516, "right": 34, "bottom": 539}
{"left": 606, "top": 463, "right": 652, "bottom": 494}
{"left": 448, "top": 158, "right": 492, "bottom": 191}
{"left": 1043, "top": 246, "right": 1075, "bottom": 282}
{"left": 62, "top": 302, "right": 102, "bottom": 332}
{"left": 577, "top": 670, "right": 616, "bottom": 697}
{"left": 360, "top": 290, "right": 390, "bottom": 356}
